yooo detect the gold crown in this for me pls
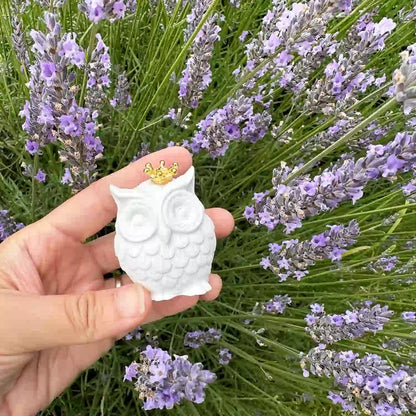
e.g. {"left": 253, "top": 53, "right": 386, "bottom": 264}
{"left": 144, "top": 160, "right": 179, "bottom": 185}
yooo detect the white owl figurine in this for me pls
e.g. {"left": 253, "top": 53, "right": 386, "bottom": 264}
{"left": 110, "top": 164, "right": 216, "bottom": 301}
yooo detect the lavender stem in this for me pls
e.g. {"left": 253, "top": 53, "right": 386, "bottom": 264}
{"left": 284, "top": 97, "right": 397, "bottom": 184}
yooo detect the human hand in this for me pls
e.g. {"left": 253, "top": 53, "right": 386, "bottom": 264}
{"left": 0, "top": 147, "right": 234, "bottom": 416}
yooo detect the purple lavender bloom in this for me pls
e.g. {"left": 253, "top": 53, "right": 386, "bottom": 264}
{"left": 218, "top": 348, "right": 232, "bottom": 365}
{"left": 113, "top": 1, "right": 126, "bottom": 17}
{"left": 259, "top": 294, "right": 292, "bottom": 315}
{"left": 183, "top": 0, "right": 212, "bottom": 42}
{"left": 20, "top": 12, "right": 102, "bottom": 193}
{"left": 40, "top": 61, "right": 57, "bottom": 85}
{"left": 401, "top": 311, "right": 416, "bottom": 322}
{"left": 0, "top": 210, "right": 24, "bottom": 242}
{"left": 34, "top": 169, "right": 47, "bottom": 183}
{"left": 301, "top": 346, "right": 416, "bottom": 416}
{"left": 125, "top": 325, "right": 142, "bottom": 341}
{"left": 367, "top": 256, "right": 400, "bottom": 273}
{"left": 329, "top": 247, "right": 346, "bottom": 261}
{"left": 184, "top": 328, "right": 221, "bottom": 349}
{"left": 111, "top": 72, "right": 132, "bottom": 109}
{"left": 247, "top": 132, "right": 416, "bottom": 232}
{"left": 305, "top": 314, "right": 317, "bottom": 326}
{"left": 301, "top": 115, "right": 393, "bottom": 156}
{"left": 330, "top": 315, "right": 344, "bottom": 327}
{"left": 79, "top": 0, "right": 136, "bottom": 23}
{"left": 58, "top": 33, "right": 85, "bottom": 67}
{"left": 264, "top": 221, "right": 359, "bottom": 281}
{"left": 260, "top": 257, "right": 271, "bottom": 269}
{"left": 10, "top": 1, "right": 30, "bottom": 67}
{"left": 239, "top": 30, "right": 248, "bottom": 42}
{"left": 305, "top": 304, "right": 393, "bottom": 344}
{"left": 176, "top": 0, "right": 221, "bottom": 111}
{"left": 85, "top": 34, "right": 111, "bottom": 111}
{"left": 305, "top": 14, "right": 396, "bottom": 114}
{"left": 124, "top": 362, "right": 138, "bottom": 381}
{"left": 310, "top": 304, "right": 325, "bottom": 314}
{"left": 25, "top": 140, "right": 40, "bottom": 155}
{"left": 177, "top": 12, "right": 221, "bottom": 109}
{"left": 61, "top": 168, "right": 73, "bottom": 185}
{"left": 125, "top": 346, "right": 216, "bottom": 409}
{"left": 243, "top": 206, "right": 255, "bottom": 219}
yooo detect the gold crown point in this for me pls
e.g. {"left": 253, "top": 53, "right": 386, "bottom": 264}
{"left": 143, "top": 160, "right": 179, "bottom": 185}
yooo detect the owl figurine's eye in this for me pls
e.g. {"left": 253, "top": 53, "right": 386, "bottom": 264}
{"left": 162, "top": 190, "right": 204, "bottom": 233}
{"left": 118, "top": 201, "right": 157, "bottom": 242}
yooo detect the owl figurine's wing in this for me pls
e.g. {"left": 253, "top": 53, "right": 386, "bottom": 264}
{"left": 160, "top": 214, "right": 216, "bottom": 300}
{"left": 114, "top": 212, "right": 216, "bottom": 301}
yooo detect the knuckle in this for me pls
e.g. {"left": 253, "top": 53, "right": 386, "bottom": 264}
{"left": 65, "top": 291, "right": 102, "bottom": 342}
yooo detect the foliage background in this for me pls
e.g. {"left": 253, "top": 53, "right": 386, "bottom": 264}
{"left": 1, "top": 0, "right": 416, "bottom": 414}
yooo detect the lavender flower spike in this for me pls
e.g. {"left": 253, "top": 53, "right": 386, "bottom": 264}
{"left": 0, "top": 210, "right": 24, "bottom": 242}
{"left": 124, "top": 345, "right": 216, "bottom": 410}
{"left": 110, "top": 72, "right": 132, "bottom": 109}
{"left": 21, "top": 11, "right": 103, "bottom": 192}
{"left": 183, "top": 0, "right": 212, "bottom": 42}
{"left": 261, "top": 221, "right": 360, "bottom": 281}
{"left": 301, "top": 346, "right": 416, "bottom": 416}
{"left": 178, "top": 12, "right": 221, "bottom": 109}
{"left": 184, "top": 328, "right": 221, "bottom": 349}
{"left": 85, "top": 34, "right": 112, "bottom": 111}
{"left": 246, "top": 131, "right": 416, "bottom": 232}
{"left": 218, "top": 348, "right": 232, "bottom": 365}
{"left": 10, "top": 1, "right": 30, "bottom": 67}
{"left": 305, "top": 303, "right": 393, "bottom": 344}
{"left": 255, "top": 294, "right": 292, "bottom": 314}
{"left": 79, "top": 0, "right": 137, "bottom": 23}
{"left": 305, "top": 14, "right": 396, "bottom": 115}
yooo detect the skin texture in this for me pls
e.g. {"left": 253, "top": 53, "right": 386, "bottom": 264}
{"left": 0, "top": 147, "right": 234, "bottom": 416}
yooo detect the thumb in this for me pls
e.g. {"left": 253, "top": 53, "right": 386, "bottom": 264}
{"left": 0, "top": 284, "right": 151, "bottom": 354}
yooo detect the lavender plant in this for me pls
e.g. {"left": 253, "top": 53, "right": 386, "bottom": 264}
{"left": 218, "top": 348, "right": 232, "bottom": 365}
{"left": 245, "top": 132, "right": 416, "bottom": 233}
{"left": 253, "top": 294, "right": 292, "bottom": 315}
{"left": 260, "top": 221, "right": 360, "bottom": 280}
{"left": 301, "top": 346, "right": 416, "bottom": 416}
{"left": 85, "top": 34, "right": 112, "bottom": 111}
{"left": 177, "top": 13, "right": 221, "bottom": 109}
{"left": 79, "top": 0, "right": 137, "bottom": 23}
{"left": 10, "top": 0, "right": 30, "bottom": 68}
{"left": 184, "top": 328, "right": 221, "bottom": 348}
{"left": 20, "top": 12, "right": 106, "bottom": 192}
{"left": 124, "top": 346, "right": 216, "bottom": 410}
{"left": 305, "top": 14, "right": 396, "bottom": 115}
{"left": 189, "top": 0, "right": 355, "bottom": 157}
{"left": 305, "top": 303, "right": 393, "bottom": 344}
{"left": 111, "top": 72, "right": 132, "bottom": 109}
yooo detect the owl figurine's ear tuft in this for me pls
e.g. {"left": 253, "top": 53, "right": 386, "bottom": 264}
{"left": 110, "top": 185, "right": 136, "bottom": 207}
{"left": 172, "top": 166, "right": 195, "bottom": 192}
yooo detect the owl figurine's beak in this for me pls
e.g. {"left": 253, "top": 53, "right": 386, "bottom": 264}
{"left": 158, "top": 225, "right": 172, "bottom": 245}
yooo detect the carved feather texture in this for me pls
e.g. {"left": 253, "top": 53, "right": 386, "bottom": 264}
{"left": 111, "top": 167, "right": 216, "bottom": 301}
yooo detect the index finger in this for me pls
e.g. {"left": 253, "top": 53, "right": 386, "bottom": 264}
{"left": 43, "top": 147, "right": 192, "bottom": 242}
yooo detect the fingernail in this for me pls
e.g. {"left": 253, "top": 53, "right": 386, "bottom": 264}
{"left": 116, "top": 284, "right": 147, "bottom": 318}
